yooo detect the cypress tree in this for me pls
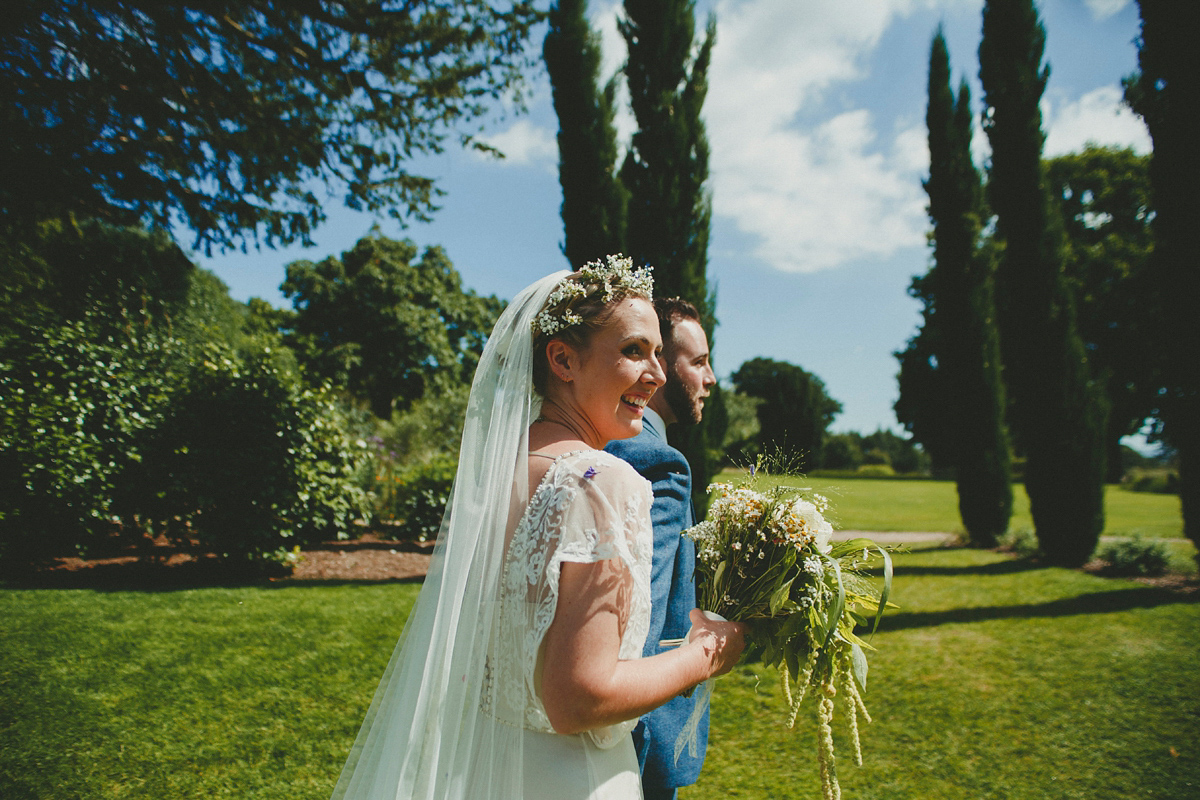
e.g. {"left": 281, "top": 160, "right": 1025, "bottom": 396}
{"left": 924, "top": 29, "right": 1012, "bottom": 546}
{"left": 620, "top": 0, "right": 714, "bottom": 318}
{"left": 894, "top": 299, "right": 954, "bottom": 476}
{"left": 979, "top": 0, "right": 1108, "bottom": 566}
{"left": 620, "top": 0, "right": 717, "bottom": 503}
{"left": 1126, "top": 0, "right": 1200, "bottom": 559}
{"left": 544, "top": 0, "right": 627, "bottom": 268}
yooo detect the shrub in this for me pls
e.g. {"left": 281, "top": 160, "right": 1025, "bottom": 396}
{"left": 999, "top": 527, "right": 1040, "bottom": 558}
{"left": 1098, "top": 535, "right": 1169, "bottom": 577}
{"left": 1121, "top": 467, "right": 1179, "bottom": 494}
{"left": 1, "top": 221, "right": 373, "bottom": 571}
{"left": 382, "top": 383, "right": 471, "bottom": 465}
{"left": 384, "top": 457, "right": 457, "bottom": 542}
{"left": 132, "top": 342, "right": 371, "bottom": 561}
{"left": 856, "top": 463, "right": 896, "bottom": 477}
{"left": 0, "top": 319, "right": 174, "bottom": 566}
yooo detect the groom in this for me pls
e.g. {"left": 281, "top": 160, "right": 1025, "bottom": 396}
{"left": 605, "top": 297, "right": 718, "bottom": 800}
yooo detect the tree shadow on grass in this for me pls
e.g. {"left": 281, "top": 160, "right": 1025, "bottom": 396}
{"left": 883, "top": 556, "right": 1048, "bottom": 578}
{"left": 879, "top": 585, "right": 1199, "bottom": 633}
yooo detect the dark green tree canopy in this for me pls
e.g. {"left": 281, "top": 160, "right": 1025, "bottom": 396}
{"left": 731, "top": 357, "right": 841, "bottom": 470}
{"left": 0, "top": 217, "right": 251, "bottom": 355}
{"left": 1126, "top": 0, "right": 1200, "bottom": 550}
{"left": 1047, "top": 145, "right": 1155, "bottom": 475}
{"left": 619, "top": 0, "right": 714, "bottom": 322}
{"left": 281, "top": 233, "right": 502, "bottom": 419}
{"left": 2, "top": 0, "right": 540, "bottom": 252}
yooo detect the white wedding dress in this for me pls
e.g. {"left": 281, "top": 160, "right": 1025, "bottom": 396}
{"left": 331, "top": 272, "right": 655, "bottom": 800}
{"left": 472, "top": 449, "right": 654, "bottom": 799}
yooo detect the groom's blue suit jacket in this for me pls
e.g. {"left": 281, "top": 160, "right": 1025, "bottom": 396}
{"left": 605, "top": 419, "right": 707, "bottom": 791}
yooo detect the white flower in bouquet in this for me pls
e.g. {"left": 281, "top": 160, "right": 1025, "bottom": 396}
{"left": 788, "top": 497, "right": 834, "bottom": 555}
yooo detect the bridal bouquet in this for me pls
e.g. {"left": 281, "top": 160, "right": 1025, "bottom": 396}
{"left": 685, "top": 469, "right": 894, "bottom": 800}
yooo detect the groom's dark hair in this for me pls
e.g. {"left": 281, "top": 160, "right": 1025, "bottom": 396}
{"left": 654, "top": 297, "right": 701, "bottom": 352}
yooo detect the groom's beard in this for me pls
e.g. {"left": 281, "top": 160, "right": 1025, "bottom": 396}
{"left": 665, "top": 365, "right": 704, "bottom": 426}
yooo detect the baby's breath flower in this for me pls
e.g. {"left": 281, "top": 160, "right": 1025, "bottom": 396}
{"left": 532, "top": 254, "right": 653, "bottom": 337}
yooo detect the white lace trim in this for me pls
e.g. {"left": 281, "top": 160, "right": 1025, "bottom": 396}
{"left": 481, "top": 450, "right": 652, "bottom": 749}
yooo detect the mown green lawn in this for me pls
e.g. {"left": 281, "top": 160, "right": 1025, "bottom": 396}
{"left": 3, "top": 543, "right": 1197, "bottom": 799}
{"left": 0, "top": 582, "right": 416, "bottom": 799}
{"left": 686, "top": 545, "right": 1199, "bottom": 800}
{"left": 2, "top": 473, "right": 1196, "bottom": 799}
{"left": 715, "top": 470, "right": 1188, "bottom": 541}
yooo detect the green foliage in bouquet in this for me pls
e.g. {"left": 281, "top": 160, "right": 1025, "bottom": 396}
{"left": 686, "top": 470, "right": 894, "bottom": 800}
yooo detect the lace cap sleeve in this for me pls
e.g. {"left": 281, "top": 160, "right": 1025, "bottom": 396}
{"left": 548, "top": 451, "right": 654, "bottom": 567}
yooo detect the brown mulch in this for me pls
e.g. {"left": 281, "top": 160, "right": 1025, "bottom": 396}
{"left": 287, "top": 533, "right": 433, "bottom": 583}
{"left": 9, "top": 532, "right": 433, "bottom": 589}
{"left": 9, "top": 532, "right": 1197, "bottom": 595}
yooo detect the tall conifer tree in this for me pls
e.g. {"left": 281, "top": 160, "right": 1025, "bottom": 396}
{"left": 979, "top": 0, "right": 1108, "bottom": 566}
{"left": 620, "top": 0, "right": 717, "bottom": 503}
{"left": 922, "top": 29, "right": 1012, "bottom": 546}
{"left": 544, "top": 0, "right": 627, "bottom": 267}
{"left": 1126, "top": 0, "right": 1200, "bottom": 559}
{"left": 620, "top": 0, "right": 714, "bottom": 318}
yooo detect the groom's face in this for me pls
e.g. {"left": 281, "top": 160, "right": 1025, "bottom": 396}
{"left": 657, "top": 318, "right": 716, "bottom": 426}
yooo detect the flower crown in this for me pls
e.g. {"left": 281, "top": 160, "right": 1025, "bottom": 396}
{"left": 532, "top": 254, "right": 654, "bottom": 337}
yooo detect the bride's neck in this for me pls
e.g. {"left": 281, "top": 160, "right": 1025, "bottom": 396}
{"left": 531, "top": 403, "right": 599, "bottom": 451}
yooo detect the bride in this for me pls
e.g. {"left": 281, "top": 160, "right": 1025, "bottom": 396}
{"left": 331, "top": 258, "right": 745, "bottom": 800}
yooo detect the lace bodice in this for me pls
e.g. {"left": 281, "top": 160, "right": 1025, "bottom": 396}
{"left": 481, "top": 449, "right": 654, "bottom": 748}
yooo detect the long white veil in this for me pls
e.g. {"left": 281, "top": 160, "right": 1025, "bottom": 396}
{"left": 331, "top": 271, "right": 568, "bottom": 800}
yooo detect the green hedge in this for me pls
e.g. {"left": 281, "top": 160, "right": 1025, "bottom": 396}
{"left": 1122, "top": 467, "right": 1179, "bottom": 495}
{"left": 806, "top": 468, "right": 937, "bottom": 481}
{"left": 0, "top": 319, "right": 173, "bottom": 564}
{"left": 0, "top": 323, "right": 370, "bottom": 569}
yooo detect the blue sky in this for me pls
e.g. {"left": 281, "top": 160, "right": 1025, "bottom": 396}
{"left": 196, "top": 0, "right": 1149, "bottom": 438}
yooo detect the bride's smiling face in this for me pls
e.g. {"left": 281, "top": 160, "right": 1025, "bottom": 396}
{"left": 549, "top": 297, "right": 665, "bottom": 447}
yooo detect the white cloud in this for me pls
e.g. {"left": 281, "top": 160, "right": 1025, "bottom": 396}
{"left": 714, "top": 109, "right": 926, "bottom": 272}
{"left": 700, "top": 0, "right": 1143, "bottom": 274}
{"left": 1084, "top": 0, "right": 1131, "bottom": 21}
{"left": 706, "top": 0, "right": 944, "bottom": 273}
{"left": 1043, "top": 85, "right": 1150, "bottom": 156}
{"left": 891, "top": 122, "right": 930, "bottom": 175}
{"left": 476, "top": 119, "right": 558, "bottom": 169}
